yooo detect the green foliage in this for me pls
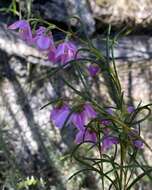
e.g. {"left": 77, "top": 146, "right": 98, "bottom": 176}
{"left": 17, "top": 176, "right": 46, "bottom": 190}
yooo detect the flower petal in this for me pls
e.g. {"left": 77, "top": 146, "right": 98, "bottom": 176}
{"left": 83, "top": 104, "right": 97, "bottom": 123}
{"left": 75, "top": 129, "right": 97, "bottom": 144}
{"left": 88, "top": 64, "right": 100, "bottom": 77}
{"left": 36, "top": 36, "right": 51, "bottom": 50}
{"left": 72, "top": 112, "right": 85, "bottom": 130}
{"left": 50, "top": 105, "right": 71, "bottom": 128}
{"left": 8, "top": 20, "right": 28, "bottom": 30}
{"left": 55, "top": 41, "right": 77, "bottom": 65}
{"left": 133, "top": 140, "right": 143, "bottom": 149}
{"left": 127, "top": 106, "right": 135, "bottom": 113}
{"left": 102, "top": 136, "right": 118, "bottom": 151}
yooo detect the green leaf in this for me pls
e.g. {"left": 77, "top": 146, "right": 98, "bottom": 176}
{"left": 126, "top": 167, "right": 152, "bottom": 190}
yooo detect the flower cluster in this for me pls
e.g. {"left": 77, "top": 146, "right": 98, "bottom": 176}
{"left": 50, "top": 103, "right": 143, "bottom": 151}
{"left": 8, "top": 20, "right": 144, "bottom": 152}
{"left": 50, "top": 102, "right": 120, "bottom": 151}
{"left": 8, "top": 20, "right": 77, "bottom": 66}
{"left": 50, "top": 102, "right": 97, "bottom": 140}
{"left": 8, "top": 20, "right": 102, "bottom": 78}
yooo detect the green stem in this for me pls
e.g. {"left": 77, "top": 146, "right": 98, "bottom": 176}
{"left": 120, "top": 142, "right": 124, "bottom": 190}
{"left": 97, "top": 125, "right": 105, "bottom": 190}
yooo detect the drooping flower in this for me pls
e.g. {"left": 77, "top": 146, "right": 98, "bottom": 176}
{"left": 106, "top": 108, "right": 113, "bottom": 115}
{"left": 35, "top": 26, "right": 46, "bottom": 36}
{"left": 101, "top": 136, "right": 118, "bottom": 151}
{"left": 101, "top": 119, "right": 111, "bottom": 126}
{"left": 88, "top": 64, "right": 100, "bottom": 77}
{"left": 72, "top": 103, "right": 97, "bottom": 130}
{"left": 127, "top": 106, "right": 135, "bottom": 113}
{"left": 8, "top": 20, "right": 33, "bottom": 44}
{"left": 83, "top": 103, "right": 97, "bottom": 122}
{"left": 55, "top": 41, "right": 77, "bottom": 65}
{"left": 75, "top": 128, "right": 97, "bottom": 144}
{"left": 128, "top": 129, "right": 144, "bottom": 149}
{"left": 133, "top": 140, "right": 143, "bottom": 149}
{"left": 48, "top": 47, "right": 57, "bottom": 63}
{"left": 50, "top": 104, "right": 71, "bottom": 129}
{"left": 71, "top": 111, "right": 85, "bottom": 130}
{"left": 33, "top": 26, "right": 54, "bottom": 50}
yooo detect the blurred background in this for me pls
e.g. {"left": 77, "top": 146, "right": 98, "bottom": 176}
{"left": 0, "top": 0, "right": 152, "bottom": 189}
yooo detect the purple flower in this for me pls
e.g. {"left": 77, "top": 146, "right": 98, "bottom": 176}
{"left": 128, "top": 129, "right": 143, "bottom": 149}
{"left": 106, "top": 108, "right": 113, "bottom": 115}
{"left": 50, "top": 104, "right": 71, "bottom": 129}
{"left": 71, "top": 112, "right": 85, "bottom": 130}
{"left": 127, "top": 106, "right": 135, "bottom": 113}
{"left": 88, "top": 64, "right": 100, "bottom": 77}
{"left": 55, "top": 41, "right": 77, "bottom": 65}
{"left": 33, "top": 26, "right": 54, "bottom": 50}
{"left": 83, "top": 103, "right": 97, "bottom": 122}
{"left": 102, "top": 136, "right": 118, "bottom": 151}
{"left": 75, "top": 129, "right": 97, "bottom": 144}
{"left": 133, "top": 140, "right": 144, "bottom": 149}
{"left": 101, "top": 119, "right": 111, "bottom": 126}
{"left": 36, "top": 36, "right": 51, "bottom": 50}
{"left": 72, "top": 103, "right": 97, "bottom": 130}
{"left": 8, "top": 20, "right": 33, "bottom": 44}
{"left": 35, "top": 26, "right": 46, "bottom": 36}
{"left": 48, "top": 46, "right": 57, "bottom": 63}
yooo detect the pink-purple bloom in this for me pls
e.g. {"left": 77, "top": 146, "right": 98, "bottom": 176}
{"left": 106, "top": 108, "right": 113, "bottom": 115}
{"left": 50, "top": 102, "right": 98, "bottom": 145}
{"left": 75, "top": 129, "right": 97, "bottom": 144}
{"left": 133, "top": 140, "right": 143, "bottom": 149}
{"left": 8, "top": 21, "right": 79, "bottom": 67}
{"left": 48, "top": 47, "right": 57, "bottom": 63}
{"left": 72, "top": 112, "right": 85, "bottom": 130}
{"left": 72, "top": 103, "right": 97, "bottom": 144}
{"left": 72, "top": 103, "right": 97, "bottom": 130}
{"left": 83, "top": 103, "right": 97, "bottom": 120}
{"left": 101, "top": 119, "right": 112, "bottom": 126}
{"left": 102, "top": 136, "right": 118, "bottom": 151}
{"left": 128, "top": 129, "right": 144, "bottom": 149}
{"left": 33, "top": 26, "right": 54, "bottom": 50}
{"left": 88, "top": 64, "right": 100, "bottom": 77}
{"left": 50, "top": 104, "right": 71, "bottom": 129}
{"left": 55, "top": 41, "right": 77, "bottom": 65}
{"left": 127, "top": 106, "right": 135, "bottom": 113}
{"left": 8, "top": 20, "right": 33, "bottom": 44}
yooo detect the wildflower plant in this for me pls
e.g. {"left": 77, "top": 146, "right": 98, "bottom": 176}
{"left": 8, "top": 18, "right": 152, "bottom": 190}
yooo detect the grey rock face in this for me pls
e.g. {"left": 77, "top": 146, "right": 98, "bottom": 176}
{"left": 2, "top": 0, "right": 152, "bottom": 37}
{"left": 32, "top": 0, "right": 152, "bottom": 36}
{"left": 33, "top": 0, "right": 95, "bottom": 36}
{"left": 89, "top": 0, "right": 152, "bottom": 26}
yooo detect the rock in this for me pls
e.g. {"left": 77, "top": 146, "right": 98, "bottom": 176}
{"left": 33, "top": 0, "right": 95, "bottom": 36}
{"left": 2, "top": 0, "right": 152, "bottom": 36}
{"left": 89, "top": 0, "right": 152, "bottom": 27}
{"left": 93, "top": 35, "right": 152, "bottom": 60}
{"left": 32, "top": 0, "right": 152, "bottom": 35}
